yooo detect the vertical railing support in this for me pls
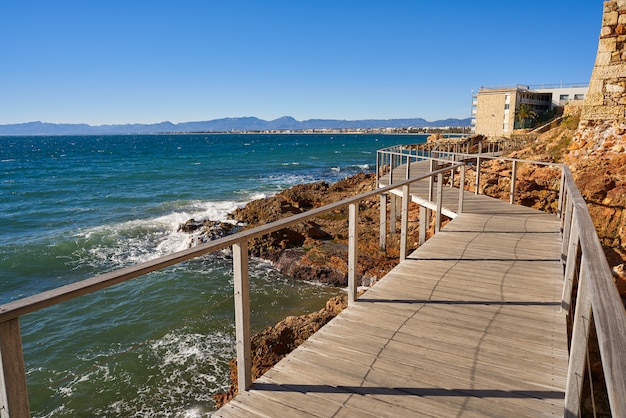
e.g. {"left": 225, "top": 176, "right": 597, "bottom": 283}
{"left": 564, "top": 260, "right": 592, "bottom": 417}
{"left": 428, "top": 159, "right": 435, "bottom": 201}
{"left": 405, "top": 154, "right": 411, "bottom": 180}
{"left": 558, "top": 166, "right": 566, "bottom": 218}
{"left": 458, "top": 164, "right": 466, "bottom": 214}
{"left": 0, "top": 318, "right": 30, "bottom": 418}
{"left": 379, "top": 193, "right": 387, "bottom": 252}
{"left": 233, "top": 241, "right": 252, "bottom": 394}
{"left": 419, "top": 206, "right": 427, "bottom": 246}
{"left": 400, "top": 185, "right": 409, "bottom": 262}
{"left": 561, "top": 210, "right": 580, "bottom": 313}
{"left": 376, "top": 151, "right": 379, "bottom": 182}
{"left": 435, "top": 173, "right": 443, "bottom": 233}
{"left": 388, "top": 151, "right": 392, "bottom": 182}
{"left": 348, "top": 203, "right": 358, "bottom": 305}
{"left": 390, "top": 195, "right": 398, "bottom": 235}
{"left": 449, "top": 155, "right": 456, "bottom": 187}
{"left": 510, "top": 160, "right": 518, "bottom": 204}
{"left": 475, "top": 156, "right": 481, "bottom": 195}
{"left": 562, "top": 194, "right": 574, "bottom": 264}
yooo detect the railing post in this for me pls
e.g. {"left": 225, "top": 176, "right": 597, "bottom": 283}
{"left": 458, "top": 164, "right": 466, "bottom": 214}
{"left": 405, "top": 154, "right": 411, "bottom": 180}
{"left": 561, "top": 210, "right": 580, "bottom": 313}
{"left": 389, "top": 151, "right": 394, "bottom": 185}
{"left": 348, "top": 203, "right": 358, "bottom": 305}
{"left": 419, "top": 206, "right": 427, "bottom": 245}
{"left": 558, "top": 166, "right": 566, "bottom": 218}
{"left": 376, "top": 151, "right": 380, "bottom": 183}
{"left": 562, "top": 194, "right": 574, "bottom": 264}
{"left": 510, "top": 160, "right": 518, "bottom": 205}
{"left": 0, "top": 318, "right": 30, "bottom": 418}
{"left": 233, "top": 240, "right": 252, "bottom": 393}
{"left": 564, "top": 259, "right": 592, "bottom": 417}
{"left": 449, "top": 155, "right": 455, "bottom": 188}
{"left": 400, "top": 185, "right": 409, "bottom": 261}
{"left": 475, "top": 156, "right": 481, "bottom": 195}
{"left": 435, "top": 173, "right": 443, "bottom": 233}
{"left": 379, "top": 194, "right": 387, "bottom": 252}
{"left": 390, "top": 195, "right": 398, "bottom": 235}
{"left": 429, "top": 159, "right": 435, "bottom": 201}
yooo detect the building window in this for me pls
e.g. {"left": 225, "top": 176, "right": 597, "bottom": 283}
{"left": 574, "top": 94, "right": 585, "bottom": 100}
{"left": 560, "top": 94, "right": 570, "bottom": 101}
{"left": 504, "top": 104, "right": 510, "bottom": 110}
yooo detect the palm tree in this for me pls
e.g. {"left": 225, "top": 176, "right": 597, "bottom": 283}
{"left": 515, "top": 103, "right": 538, "bottom": 129}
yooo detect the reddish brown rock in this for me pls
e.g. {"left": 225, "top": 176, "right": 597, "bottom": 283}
{"left": 508, "top": 116, "right": 626, "bottom": 297}
{"left": 213, "top": 295, "right": 349, "bottom": 409}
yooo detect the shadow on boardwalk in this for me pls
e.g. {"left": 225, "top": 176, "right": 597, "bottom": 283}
{"left": 216, "top": 168, "right": 568, "bottom": 417}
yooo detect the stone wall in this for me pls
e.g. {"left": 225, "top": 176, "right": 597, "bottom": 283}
{"left": 582, "top": 1, "right": 626, "bottom": 122}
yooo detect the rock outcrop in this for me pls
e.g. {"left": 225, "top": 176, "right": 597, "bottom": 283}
{"left": 213, "top": 295, "right": 348, "bottom": 409}
{"left": 566, "top": 120, "right": 626, "bottom": 296}
{"left": 473, "top": 111, "right": 626, "bottom": 297}
{"left": 226, "top": 173, "right": 419, "bottom": 286}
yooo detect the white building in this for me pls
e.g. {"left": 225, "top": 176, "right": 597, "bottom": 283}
{"left": 471, "top": 83, "right": 588, "bottom": 137}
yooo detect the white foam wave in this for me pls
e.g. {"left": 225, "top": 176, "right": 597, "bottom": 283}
{"left": 259, "top": 173, "right": 317, "bottom": 187}
{"left": 76, "top": 200, "right": 244, "bottom": 268}
{"left": 248, "top": 192, "right": 268, "bottom": 201}
{"left": 43, "top": 328, "right": 234, "bottom": 417}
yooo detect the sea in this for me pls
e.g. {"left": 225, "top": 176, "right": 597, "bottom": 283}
{"left": 0, "top": 133, "right": 426, "bottom": 417}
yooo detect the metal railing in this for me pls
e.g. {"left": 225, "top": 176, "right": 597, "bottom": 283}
{"left": 0, "top": 159, "right": 462, "bottom": 417}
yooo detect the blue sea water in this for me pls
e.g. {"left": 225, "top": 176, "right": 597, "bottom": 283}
{"left": 0, "top": 133, "right": 425, "bottom": 416}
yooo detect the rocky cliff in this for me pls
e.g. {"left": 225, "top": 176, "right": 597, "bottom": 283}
{"left": 180, "top": 173, "right": 425, "bottom": 409}
{"left": 462, "top": 112, "right": 626, "bottom": 297}
{"left": 185, "top": 173, "right": 422, "bottom": 288}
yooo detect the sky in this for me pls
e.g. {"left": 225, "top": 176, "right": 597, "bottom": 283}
{"left": 0, "top": 1, "right": 603, "bottom": 125}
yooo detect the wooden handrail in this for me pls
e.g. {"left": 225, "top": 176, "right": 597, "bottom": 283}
{"left": 0, "top": 165, "right": 456, "bottom": 324}
{"left": 377, "top": 146, "right": 626, "bottom": 416}
{"left": 0, "top": 160, "right": 461, "bottom": 416}
{"left": 5, "top": 143, "right": 625, "bottom": 416}
{"left": 561, "top": 166, "right": 626, "bottom": 417}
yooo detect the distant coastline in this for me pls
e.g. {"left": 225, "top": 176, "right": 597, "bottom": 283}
{"left": 163, "top": 127, "right": 470, "bottom": 135}
{"left": 0, "top": 115, "right": 471, "bottom": 136}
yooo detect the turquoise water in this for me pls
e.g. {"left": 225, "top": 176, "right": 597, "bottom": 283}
{"left": 0, "top": 133, "right": 425, "bottom": 416}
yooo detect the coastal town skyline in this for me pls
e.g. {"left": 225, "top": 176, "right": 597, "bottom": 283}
{"left": 2, "top": 1, "right": 601, "bottom": 126}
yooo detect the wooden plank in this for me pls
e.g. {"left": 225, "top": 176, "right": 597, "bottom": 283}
{"left": 218, "top": 159, "right": 572, "bottom": 417}
{"left": 358, "top": 367, "right": 557, "bottom": 418}
{"left": 327, "top": 313, "right": 566, "bottom": 363}
{"left": 285, "top": 342, "right": 563, "bottom": 416}
{"left": 226, "top": 390, "right": 320, "bottom": 418}
{"left": 305, "top": 331, "right": 566, "bottom": 385}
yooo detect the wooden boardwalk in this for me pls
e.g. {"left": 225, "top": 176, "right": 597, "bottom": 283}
{"left": 215, "top": 162, "right": 568, "bottom": 417}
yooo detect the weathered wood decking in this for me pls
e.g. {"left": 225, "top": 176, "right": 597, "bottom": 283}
{"left": 215, "top": 162, "right": 568, "bottom": 417}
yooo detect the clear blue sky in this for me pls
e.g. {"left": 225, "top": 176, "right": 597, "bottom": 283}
{"left": 0, "top": 1, "right": 603, "bottom": 125}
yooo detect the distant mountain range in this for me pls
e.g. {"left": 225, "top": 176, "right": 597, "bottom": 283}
{"left": 0, "top": 116, "right": 471, "bottom": 136}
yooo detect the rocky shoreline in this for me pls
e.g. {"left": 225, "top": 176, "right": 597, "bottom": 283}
{"left": 177, "top": 172, "right": 426, "bottom": 408}
{"left": 179, "top": 127, "right": 626, "bottom": 410}
{"left": 179, "top": 173, "right": 420, "bottom": 288}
